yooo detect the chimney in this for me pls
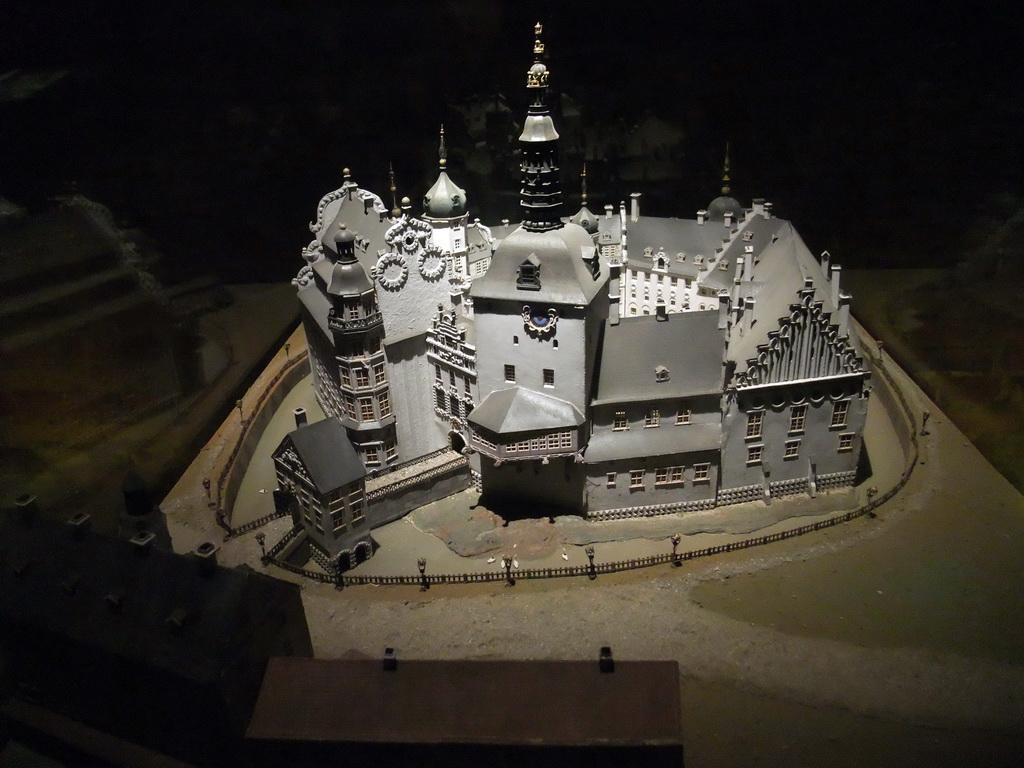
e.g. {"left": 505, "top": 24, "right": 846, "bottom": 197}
{"left": 66, "top": 512, "right": 92, "bottom": 540}
{"left": 130, "top": 530, "right": 156, "bottom": 556}
{"left": 745, "top": 297, "right": 756, "bottom": 334}
{"left": 599, "top": 646, "right": 615, "bottom": 673}
{"left": 630, "top": 192, "right": 641, "bottom": 222}
{"left": 608, "top": 262, "right": 621, "bottom": 326}
{"left": 194, "top": 541, "right": 220, "bottom": 576}
{"left": 656, "top": 303, "right": 667, "bottom": 321}
{"left": 838, "top": 293, "right": 851, "bottom": 338}
{"left": 383, "top": 647, "right": 398, "bottom": 672}
{"left": 697, "top": 209, "right": 707, "bottom": 226}
{"left": 344, "top": 168, "right": 353, "bottom": 200}
{"left": 604, "top": 204, "right": 614, "bottom": 220}
{"left": 724, "top": 212, "right": 733, "bottom": 228}
{"left": 15, "top": 493, "right": 38, "bottom": 525}
{"left": 763, "top": 201, "right": 773, "bottom": 219}
{"left": 821, "top": 250, "right": 831, "bottom": 278}
{"left": 732, "top": 277, "right": 742, "bottom": 326}
{"left": 745, "top": 247, "right": 754, "bottom": 281}
{"left": 830, "top": 264, "right": 842, "bottom": 308}
{"left": 736, "top": 256, "right": 745, "bottom": 283}
{"left": 293, "top": 407, "right": 308, "bottom": 429}
{"left": 718, "top": 290, "right": 730, "bottom": 331}
{"left": 752, "top": 197, "right": 765, "bottom": 216}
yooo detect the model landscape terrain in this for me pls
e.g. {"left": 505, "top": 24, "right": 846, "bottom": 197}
{"left": 1, "top": 4, "right": 1022, "bottom": 767}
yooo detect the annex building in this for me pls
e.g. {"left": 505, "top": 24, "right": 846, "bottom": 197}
{"left": 274, "top": 24, "right": 870, "bottom": 569}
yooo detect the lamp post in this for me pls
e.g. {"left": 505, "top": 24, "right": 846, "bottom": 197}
{"left": 585, "top": 545, "right": 596, "bottom": 580}
{"left": 670, "top": 533, "right": 681, "bottom": 566}
{"left": 417, "top": 557, "right": 429, "bottom": 591}
{"left": 255, "top": 531, "right": 266, "bottom": 559}
{"left": 236, "top": 398, "right": 244, "bottom": 424}
{"left": 202, "top": 476, "right": 211, "bottom": 500}
{"left": 503, "top": 554, "right": 515, "bottom": 586}
{"left": 284, "top": 342, "right": 291, "bottom": 360}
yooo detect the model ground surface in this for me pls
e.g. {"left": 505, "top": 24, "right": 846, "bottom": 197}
{"left": 0, "top": 283, "right": 298, "bottom": 533}
{"left": 161, "top": 312, "right": 1024, "bottom": 767}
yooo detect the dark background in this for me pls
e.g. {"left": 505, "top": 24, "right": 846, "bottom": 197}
{"left": 2, "top": 0, "right": 1021, "bottom": 283}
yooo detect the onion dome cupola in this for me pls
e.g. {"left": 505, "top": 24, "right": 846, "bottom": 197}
{"left": 570, "top": 163, "right": 599, "bottom": 235}
{"left": 706, "top": 142, "right": 743, "bottom": 222}
{"left": 423, "top": 125, "right": 467, "bottom": 219}
{"left": 326, "top": 224, "right": 373, "bottom": 296}
{"left": 519, "top": 23, "right": 564, "bottom": 233}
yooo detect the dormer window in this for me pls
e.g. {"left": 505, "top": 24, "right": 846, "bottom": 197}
{"left": 742, "top": 230, "right": 754, "bottom": 241}
{"left": 655, "top": 365, "right": 670, "bottom": 383}
{"left": 517, "top": 256, "right": 541, "bottom": 291}
{"left": 643, "top": 247, "right": 653, "bottom": 258}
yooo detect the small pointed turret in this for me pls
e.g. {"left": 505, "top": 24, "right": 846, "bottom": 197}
{"left": 423, "top": 125, "right": 467, "bottom": 219}
{"left": 706, "top": 141, "right": 743, "bottom": 223}
{"left": 570, "top": 163, "right": 598, "bottom": 234}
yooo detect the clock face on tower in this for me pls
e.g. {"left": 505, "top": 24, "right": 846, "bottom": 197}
{"left": 522, "top": 305, "right": 558, "bottom": 336}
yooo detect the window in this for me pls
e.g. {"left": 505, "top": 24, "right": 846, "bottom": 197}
{"left": 560, "top": 431, "right": 573, "bottom": 448}
{"left": 645, "top": 408, "right": 661, "bottom": 428}
{"left": 543, "top": 368, "right": 554, "bottom": 387}
{"left": 340, "top": 367, "right": 351, "bottom": 388}
{"left": 379, "top": 391, "right": 391, "bottom": 418}
{"left": 838, "top": 433, "right": 855, "bottom": 452}
{"left": 350, "top": 489, "right": 365, "bottom": 521}
{"left": 374, "top": 363, "right": 386, "bottom": 385}
{"left": 517, "top": 258, "right": 541, "bottom": 290}
{"left": 655, "top": 466, "right": 685, "bottom": 486}
{"left": 364, "top": 445, "right": 380, "bottom": 466}
{"left": 629, "top": 469, "right": 645, "bottom": 489}
{"left": 789, "top": 404, "right": 807, "bottom": 433}
{"left": 385, "top": 440, "right": 398, "bottom": 462}
{"left": 343, "top": 393, "right": 357, "bottom": 419}
{"left": 435, "top": 389, "right": 446, "bottom": 410}
{"left": 355, "top": 368, "right": 370, "bottom": 388}
{"left": 347, "top": 301, "right": 360, "bottom": 319}
{"left": 675, "top": 409, "right": 692, "bottom": 425}
{"left": 606, "top": 472, "right": 616, "bottom": 488}
{"left": 359, "top": 397, "right": 375, "bottom": 421}
{"left": 435, "top": 364, "right": 442, "bottom": 381}
{"left": 746, "top": 411, "right": 764, "bottom": 439}
{"left": 613, "top": 411, "right": 627, "bottom": 431}
{"left": 784, "top": 439, "right": 801, "bottom": 459}
{"left": 513, "top": 335, "right": 519, "bottom": 346}
{"left": 747, "top": 444, "right": 763, "bottom": 464}
{"left": 504, "top": 364, "right": 516, "bottom": 382}
{"left": 450, "top": 370, "right": 456, "bottom": 387}
{"left": 693, "top": 464, "right": 710, "bottom": 482}
{"left": 832, "top": 400, "right": 850, "bottom": 428}
{"left": 450, "top": 394, "right": 460, "bottom": 417}
{"left": 331, "top": 506, "right": 346, "bottom": 532}
{"left": 464, "top": 377, "right": 472, "bottom": 394}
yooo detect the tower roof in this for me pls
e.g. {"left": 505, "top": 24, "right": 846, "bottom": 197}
{"left": 423, "top": 126, "right": 467, "bottom": 219}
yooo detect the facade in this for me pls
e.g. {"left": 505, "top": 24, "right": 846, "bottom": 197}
{"left": 284, "top": 23, "right": 870, "bottom": 559}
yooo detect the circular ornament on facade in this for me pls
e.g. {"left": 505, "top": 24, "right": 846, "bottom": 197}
{"left": 418, "top": 247, "right": 446, "bottom": 280}
{"left": 402, "top": 231, "right": 420, "bottom": 254}
{"left": 375, "top": 252, "right": 408, "bottom": 291}
{"left": 521, "top": 305, "right": 558, "bottom": 336}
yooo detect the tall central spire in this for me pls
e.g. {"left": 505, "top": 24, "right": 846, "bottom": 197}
{"left": 519, "top": 22, "right": 563, "bottom": 232}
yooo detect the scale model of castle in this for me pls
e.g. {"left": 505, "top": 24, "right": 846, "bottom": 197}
{"left": 272, "top": 24, "right": 870, "bottom": 570}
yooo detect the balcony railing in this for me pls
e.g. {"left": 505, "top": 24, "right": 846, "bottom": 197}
{"left": 328, "top": 310, "right": 382, "bottom": 332}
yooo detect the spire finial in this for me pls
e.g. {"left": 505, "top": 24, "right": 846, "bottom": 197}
{"left": 721, "top": 142, "right": 731, "bottom": 195}
{"left": 438, "top": 124, "right": 447, "bottom": 169}
{"left": 581, "top": 163, "right": 588, "bottom": 203}
{"left": 389, "top": 162, "right": 400, "bottom": 217}
{"left": 526, "top": 23, "right": 549, "bottom": 89}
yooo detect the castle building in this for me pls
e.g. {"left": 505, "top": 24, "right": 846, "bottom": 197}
{"left": 280, "top": 23, "right": 870, "bottom": 565}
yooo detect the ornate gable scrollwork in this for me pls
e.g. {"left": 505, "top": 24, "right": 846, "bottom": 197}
{"left": 734, "top": 290, "right": 864, "bottom": 388}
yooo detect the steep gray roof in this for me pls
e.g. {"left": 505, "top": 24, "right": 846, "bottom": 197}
{"left": 470, "top": 224, "right": 607, "bottom": 305}
{"left": 423, "top": 169, "right": 467, "bottom": 219}
{"left": 278, "top": 417, "right": 364, "bottom": 493}
{"left": 469, "top": 387, "right": 585, "bottom": 434}
{"left": 594, "top": 312, "right": 725, "bottom": 404}
{"left": 625, "top": 216, "right": 728, "bottom": 279}
{"left": 726, "top": 221, "right": 840, "bottom": 366}
{"left": 585, "top": 422, "right": 721, "bottom": 463}
{"left": 297, "top": 283, "right": 332, "bottom": 341}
